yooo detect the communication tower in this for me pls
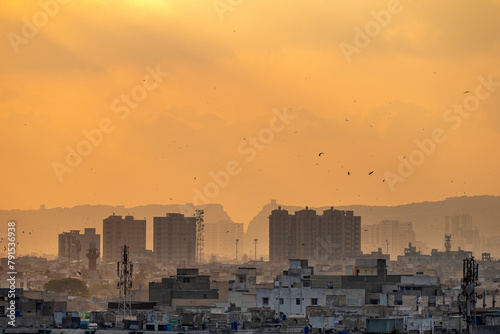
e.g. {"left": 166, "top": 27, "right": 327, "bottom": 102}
{"left": 117, "top": 245, "right": 133, "bottom": 318}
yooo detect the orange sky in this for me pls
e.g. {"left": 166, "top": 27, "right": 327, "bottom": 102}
{"left": 1, "top": 0, "right": 499, "bottom": 226}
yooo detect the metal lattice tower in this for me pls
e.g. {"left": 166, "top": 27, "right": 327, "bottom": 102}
{"left": 460, "top": 256, "right": 479, "bottom": 334}
{"left": 195, "top": 209, "right": 205, "bottom": 263}
{"left": 117, "top": 245, "right": 133, "bottom": 319}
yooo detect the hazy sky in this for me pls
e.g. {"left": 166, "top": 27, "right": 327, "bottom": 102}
{"left": 1, "top": 0, "right": 499, "bottom": 226}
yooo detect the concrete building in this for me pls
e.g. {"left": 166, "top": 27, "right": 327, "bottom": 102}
{"left": 362, "top": 220, "right": 415, "bottom": 259}
{"left": 218, "top": 267, "right": 258, "bottom": 312}
{"left": 204, "top": 220, "right": 244, "bottom": 260}
{"left": 256, "top": 259, "right": 365, "bottom": 315}
{"left": 149, "top": 268, "right": 219, "bottom": 308}
{"left": 269, "top": 206, "right": 361, "bottom": 264}
{"left": 445, "top": 214, "right": 480, "bottom": 254}
{"left": 102, "top": 214, "right": 146, "bottom": 263}
{"left": 445, "top": 214, "right": 473, "bottom": 234}
{"left": 0, "top": 288, "right": 67, "bottom": 318}
{"left": 153, "top": 213, "right": 196, "bottom": 266}
{"left": 481, "top": 235, "right": 500, "bottom": 259}
{"left": 58, "top": 228, "right": 100, "bottom": 262}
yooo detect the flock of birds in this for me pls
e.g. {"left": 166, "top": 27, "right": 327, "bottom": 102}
{"left": 1, "top": 230, "right": 33, "bottom": 251}
{"left": 318, "top": 152, "right": 377, "bottom": 179}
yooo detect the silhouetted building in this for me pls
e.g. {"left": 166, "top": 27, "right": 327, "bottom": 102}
{"left": 269, "top": 206, "right": 361, "bottom": 263}
{"left": 204, "top": 220, "right": 243, "bottom": 260}
{"left": 363, "top": 220, "right": 415, "bottom": 258}
{"left": 58, "top": 228, "right": 100, "bottom": 262}
{"left": 445, "top": 214, "right": 480, "bottom": 254}
{"left": 149, "top": 268, "right": 218, "bottom": 307}
{"left": 153, "top": 213, "right": 196, "bottom": 266}
{"left": 102, "top": 214, "right": 146, "bottom": 263}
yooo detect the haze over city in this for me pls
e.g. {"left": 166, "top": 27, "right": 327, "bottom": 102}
{"left": 1, "top": 1, "right": 500, "bottom": 227}
{"left": 1, "top": 1, "right": 500, "bottom": 332}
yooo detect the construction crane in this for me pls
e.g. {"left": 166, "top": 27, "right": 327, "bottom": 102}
{"left": 195, "top": 209, "right": 205, "bottom": 263}
{"left": 117, "top": 245, "right": 133, "bottom": 319}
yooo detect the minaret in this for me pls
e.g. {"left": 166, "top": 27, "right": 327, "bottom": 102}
{"left": 86, "top": 239, "right": 99, "bottom": 271}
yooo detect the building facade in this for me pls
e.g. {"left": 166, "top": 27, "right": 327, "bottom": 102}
{"left": 269, "top": 206, "right": 361, "bottom": 264}
{"left": 149, "top": 268, "right": 219, "bottom": 307}
{"left": 153, "top": 213, "right": 196, "bottom": 266}
{"left": 362, "top": 220, "right": 415, "bottom": 259}
{"left": 58, "top": 228, "right": 100, "bottom": 262}
{"left": 445, "top": 214, "right": 480, "bottom": 254}
{"left": 102, "top": 215, "right": 146, "bottom": 263}
{"left": 204, "top": 220, "right": 244, "bottom": 261}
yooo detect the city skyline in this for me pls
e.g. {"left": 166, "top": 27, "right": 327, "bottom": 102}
{"left": 1, "top": 1, "right": 499, "bottom": 227}
{"left": 1, "top": 1, "right": 499, "bottom": 331}
{"left": 3, "top": 195, "right": 499, "bottom": 260}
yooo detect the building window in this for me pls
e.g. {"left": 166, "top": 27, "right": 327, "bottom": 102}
{"left": 296, "top": 298, "right": 301, "bottom": 305}
{"left": 311, "top": 298, "right": 318, "bottom": 305}
{"left": 279, "top": 298, "right": 284, "bottom": 305}
{"left": 263, "top": 298, "right": 269, "bottom": 305}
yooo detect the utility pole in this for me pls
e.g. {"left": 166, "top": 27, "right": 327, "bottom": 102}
{"left": 235, "top": 239, "right": 239, "bottom": 263}
{"left": 254, "top": 239, "right": 258, "bottom": 261}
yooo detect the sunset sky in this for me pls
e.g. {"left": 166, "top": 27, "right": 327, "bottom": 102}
{"left": 1, "top": 0, "right": 499, "bottom": 226}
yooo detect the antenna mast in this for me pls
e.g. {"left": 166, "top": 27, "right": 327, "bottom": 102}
{"left": 195, "top": 209, "right": 205, "bottom": 263}
{"left": 117, "top": 245, "right": 133, "bottom": 319}
{"left": 460, "top": 256, "right": 479, "bottom": 334}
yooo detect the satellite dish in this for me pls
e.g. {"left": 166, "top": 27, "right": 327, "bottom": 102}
{"left": 477, "top": 294, "right": 483, "bottom": 300}
{"left": 465, "top": 284, "right": 474, "bottom": 295}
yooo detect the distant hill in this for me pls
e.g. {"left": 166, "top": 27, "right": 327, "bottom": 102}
{"left": 245, "top": 196, "right": 500, "bottom": 257}
{"left": 2, "top": 196, "right": 499, "bottom": 258}
{"left": 0, "top": 203, "right": 233, "bottom": 256}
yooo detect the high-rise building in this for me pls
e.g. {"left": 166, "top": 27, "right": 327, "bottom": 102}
{"left": 269, "top": 206, "right": 361, "bottom": 264}
{"left": 204, "top": 220, "right": 244, "bottom": 260}
{"left": 362, "top": 220, "right": 415, "bottom": 258}
{"left": 102, "top": 214, "right": 146, "bottom": 263}
{"left": 153, "top": 213, "right": 196, "bottom": 266}
{"left": 58, "top": 228, "right": 100, "bottom": 262}
{"left": 445, "top": 214, "right": 473, "bottom": 234}
{"left": 444, "top": 214, "right": 479, "bottom": 254}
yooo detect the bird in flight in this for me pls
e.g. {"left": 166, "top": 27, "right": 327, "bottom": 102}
{"left": 319, "top": 152, "right": 324, "bottom": 157}
{"left": 369, "top": 171, "right": 374, "bottom": 175}
{"left": 463, "top": 91, "right": 470, "bottom": 94}
{"left": 348, "top": 171, "right": 350, "bottom": 176}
